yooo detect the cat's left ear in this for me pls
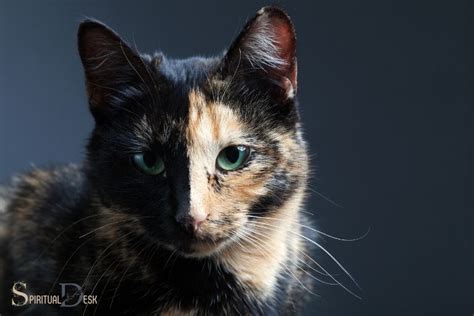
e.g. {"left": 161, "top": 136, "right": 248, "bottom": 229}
{"left": 220, "top": 7, "right": 297, "bottom": 100}
{"left": 78, "top": 19, "right": 150, "bottom": 121}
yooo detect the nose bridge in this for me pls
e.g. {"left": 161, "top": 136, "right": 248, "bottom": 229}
{"left": 173, "top": 181, "right": 190, "bottom": 223}
{"left": 172, "top": 153, "right": 210, "bottom": 235}
{"left": 188, "top": 150, "right": 211, "bottom": 219}
{"left": 179, "top": 89, "right": 213, "bottom": 230}
{"left": 167, "top": 144, "right": 191, "bottom": 223}
{"left": 171, "top": 149, "right": 210, "bottom": 230}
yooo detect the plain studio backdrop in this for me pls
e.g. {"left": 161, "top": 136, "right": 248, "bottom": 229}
{"left": 0, "top": 1, "right": 472, "bottom": 315}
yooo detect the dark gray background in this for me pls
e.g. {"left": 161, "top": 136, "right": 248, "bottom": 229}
{"left": 0, "top": 1, "right": 472, "bottom": 315}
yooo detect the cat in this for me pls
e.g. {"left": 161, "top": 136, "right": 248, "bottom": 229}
{"left": 0, "top": 6, "right": 315, "bottom": 315}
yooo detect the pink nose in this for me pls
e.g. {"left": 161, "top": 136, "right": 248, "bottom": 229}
{"left": 191, "top": 212, "right": 208, "bottom": 232}
{"left": 192, "top": 217, "right": 206, "bottom": 232}
{"left": 176, "top": 212, "right": 208, "bottom": 234}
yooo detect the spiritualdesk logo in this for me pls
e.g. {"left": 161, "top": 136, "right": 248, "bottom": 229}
{"left": 12, "top": 282, "right": 98, "bottom": 307}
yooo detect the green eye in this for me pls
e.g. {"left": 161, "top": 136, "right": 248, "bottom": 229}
{"left": 133, "top": 151, "right": 165, "bottom": 175}
{"left": 216, "top": 145, "right": 250, "bottom": 171}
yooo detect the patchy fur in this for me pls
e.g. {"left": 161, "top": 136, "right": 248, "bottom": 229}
{"left": 1, "top": 6, "right": 316, "bottom": 315}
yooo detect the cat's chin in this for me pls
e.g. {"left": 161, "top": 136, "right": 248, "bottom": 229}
{"left": 164, "top": 237, "right": 230, "bottom": 258}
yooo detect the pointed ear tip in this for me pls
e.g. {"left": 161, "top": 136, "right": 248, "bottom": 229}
{"left": 256, "top": 6, "right": 296, "bottom": 37}
{"left": 257, "top": 6, "right": 293, "bottom": 22}
{"left": 257, "top": 6, "right": 286, "bottom": 14}
{"left": 77, "top": 19, "right": 116, "bottom": 42}
{"left": 77, "top": 19, "right": 121, "bottom": 55}
{"left": 78, "top": 19, "right": 104, "bottom": 33}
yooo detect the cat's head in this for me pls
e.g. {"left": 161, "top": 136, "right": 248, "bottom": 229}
{"left": 79, "top": 7, "right": 308, "bottom": 257}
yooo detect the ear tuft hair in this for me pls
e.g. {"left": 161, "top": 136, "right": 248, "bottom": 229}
{"left": 221, "top": 7, "right": 297, "bottom": 99}
{"left": 77, "top": 19, "right": 150, "bottom": 120}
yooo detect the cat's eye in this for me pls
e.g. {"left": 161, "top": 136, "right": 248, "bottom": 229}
{"left": 216, "top": 145, "right": 250, "bottom": 171}
{"left": 133, "top": 151, "right": 165, "bottom": 175}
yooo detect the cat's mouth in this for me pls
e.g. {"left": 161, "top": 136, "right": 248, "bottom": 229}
{"left": 141, "top": 217, "right": 234, "bottom": 257}
{"left": 163, "top": 234, "right": 230, "bottom": 258}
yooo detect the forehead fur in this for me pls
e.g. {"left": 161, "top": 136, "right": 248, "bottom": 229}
{"left": 186, "top": 89, "right": 249, "bottom": 149}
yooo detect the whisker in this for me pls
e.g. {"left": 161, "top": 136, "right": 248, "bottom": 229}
{"left": 239, "top": 229, "right": 318, "bottom": 297}
{"left": 301, "top": 252, "right": 362, "bottom": 300}
{"left": 294, "top": 260, "right": 339, "bottom": 286}
{"left": 83, "top": 252, "right": 119, "bottom": 316}
{"left": 299, "top": 209, "right": 315, "bottom": 216}
{"left": 79, "top": 215, "right": 156, "bottom": 239}
{"left": 33, "top": 213, "right": 105, "bottom": 263}
{"left": 231, "top": 222, "right": 360, "bottom": 299}
{"left": 79, "top": 219, "right": 138, "bottom": 239}
{"left": 92, "top": 235, "right": 146, "bottom": 312}
{"left": 247, "top": 214, "right": 370, "bottom": 242}
{"left": 109, "top": 239, "right": 156, "bottom": 308}
{"left": 49, "top": 234, "right": 96, "bottom": 294}
{"left": 243, "top": 225, "right": 330, "bottom": 277}
{"left": 81, "top": 231, "right": 135, "bottom": 291}
{"left": 307, "top": 187, "right": 342, "bottom": 208}
{"left": 249, "top": 221, "right": 362, "bottom": 296}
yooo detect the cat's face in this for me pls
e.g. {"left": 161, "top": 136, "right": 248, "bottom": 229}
{"left": 79, "top": 7, "right": 307, "bottom": 257}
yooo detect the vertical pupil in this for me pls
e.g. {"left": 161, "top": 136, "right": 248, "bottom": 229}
{"left": 225, "top": 147, "right": 240, "bottom": 163}
{"left": 143, "top": 152, "right": 156, "bottom": 167}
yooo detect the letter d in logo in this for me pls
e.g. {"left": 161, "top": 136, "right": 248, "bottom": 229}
{"left": 60, "top": 283, "right": 83, "bottom": 307}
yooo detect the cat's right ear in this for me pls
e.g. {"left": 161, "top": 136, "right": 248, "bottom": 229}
{"left": 219, "top": 7, "right": 297, "bottom": 101}
{"left": 78, "top": 20, "right": 148, "bottom": 121}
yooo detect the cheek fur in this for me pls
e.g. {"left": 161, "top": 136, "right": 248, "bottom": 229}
{"left": 184, "top": 89, "right": 305, "bottom": 241}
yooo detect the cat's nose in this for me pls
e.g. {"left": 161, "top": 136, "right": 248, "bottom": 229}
{"left": 176, "top": 211, "right": 208, "bottom": 234}
{"left": 191, "top": 215, "right": 207, "bottom": 232}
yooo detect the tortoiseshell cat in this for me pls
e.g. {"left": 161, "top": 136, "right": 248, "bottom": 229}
{"left": 0, "top": 6, "right": 314, "bottom": 315}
